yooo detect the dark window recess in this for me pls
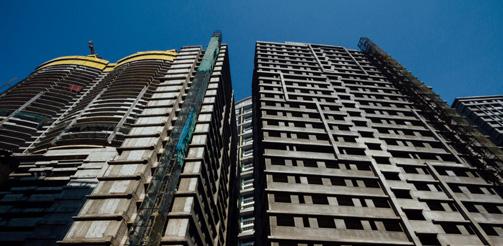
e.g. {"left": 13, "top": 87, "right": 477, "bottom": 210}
{"left": 318, "top": 216, "right": 336, "bottom": 228}
{"left": 312, "top": 195, "right": 329, "bottom": 205}
{"left": 417, "top": 233, "right": 441, "bottom": 245}
{"left": 383, "top": 221, "right": 403, "bottom": 232}
{"left": 440, "top": 223, "right": 461, "bottom": 234}
{"left": 403, "top": 166, "right": 419, "bottom": 174}
{"left": 403, "top": 209, "right": 425, "bottom": 220}
{"left": 337, "top": 196, "right": 354, "bottom": 206}
{"left": 374, "top": 198, "right": 390, "bottom": 208}
{"left": 366, "top": 143, "right": 381, "bottom": 150}
{"left": 467, "top": 186, "right": 484, "bottom": 194}
{"left": 481, "top": 224, "right": 499, "bottom": 236}
{"left": 273, "top": 174, "right": 288, "bottom": 183}
{"left": 274, "top": 193, "right": 291, "bottom": 203}
{"left": 298, "top": 195, "right": 305, "bottom": 204}
{"left": 302, "top": 217, "right": 310, "bottom": 227}
{"left": 484, "top": 204, "right": 502, "bottom": 214}
{"left": 354, "top": 121, "right": 367, "bottom": 127}
{"left": 276, "top": 215, "right": 295, "bottom": 227}
{"left": 364, "top": 179, "right": 380, "bottom": 188}
{"left": 383, "top": 172, "right": 400, "bottom": 180}
{"left": 303, "top": 159, "right": 317, "bottom": 167}
{"left": 426, "top": 201, "right": 445, "bottom": 211}
{"left": 413, "top": 182, "right": 430, "bottom": 191}
{"left": 359, "top": 131, "right": 374, "bottom": 138}
{"left": 463, "top": 203, "right": 478, "bottom": 213}
{"left": 344, "top": 219, "right": 363, "bottom": 230}
{"left": 331, "top": 177, "right": 346, "bottom": 186}
{"left": 374, "top": 156, "right": 391, "bottom": 164}
{"left": 449, "top": 184, "right": 462, "bottom": 193}
{"left": 392, "top": 189, "right": 412, "bottom": 199}
{"left": 271, "top": 157, "right": 285, "bottom": 165}
{"left": 307, "top": 176, "right": 323, "bottom": 185}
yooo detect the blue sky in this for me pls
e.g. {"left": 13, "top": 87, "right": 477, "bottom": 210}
{"left": 1, "top": 0, "right": 502, "bottom": 102}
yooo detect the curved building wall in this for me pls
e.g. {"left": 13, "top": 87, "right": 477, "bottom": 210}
{"left": 31, "top": 51, "right": 176, "bottom": 151}
{"left": 0, "top": 56, "right": 108, "bottom": 153}
{"left": 0, "top": 50, "right": 180, "bottom": 245}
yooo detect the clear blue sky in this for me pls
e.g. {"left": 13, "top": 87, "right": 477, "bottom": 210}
{"left": 1, "top": 0, "right": 502, "bottom": 102}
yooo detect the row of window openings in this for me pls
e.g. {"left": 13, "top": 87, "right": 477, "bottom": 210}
{"left": 256, "top": 58, "right": 318, "bottom": 67}
{"left": 273, "top": 190, "right": 500, "bottom": 215}
{"left": 354, "top": 93, "right": 407, "bottom": 103}
{"left": 275, "top": 214, "right": 403, "bottom": 232}
{"left": 391, "top": 182, "right": 498, "bottom": 199}
{"left": 266, "top": 131, "right": 442, "bottom": 150}
{"left": 262, "top": 91, "right": 411, "bottom": 111}
{"left": 273, "top": 193, "right": 390, "bottom": 208}
{"left": 261, "top": 105, "right": 431, "bottom": 129}
{"left": 259, "top": 62, "right": 320, "bottom": 70}
{"left": 268, "top": 155, "right": 485, "bottom": 189}
{"left": 261, "top": 93, "right": 339, "bottom": 104}
{"left": 343, "top": 83, "right": 394, "bottom": 93}
{"left": 264, "top": 120, "right": 431, "bottom": 138}
{"left": 264, "top": 142, "right": 456, "bottom": 162}
{"left": 269, "top": 157, "right": 372, "bottom": 171}
{"left": 258, "top": 70, "right": 321, "bottom": 78}
{"left": 271, "top": 173, "right": 380, "bottom": 188}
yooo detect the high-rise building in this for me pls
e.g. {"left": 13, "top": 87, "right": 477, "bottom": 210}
{"left": 452, "top": 95, "right": 503, "bottom": 146}
{"left": 0, "top": 33, "right": 238, "bottom": 245}
{"left": 251, "top": 39, "right": 503, "bottom": 245}
{"left": 235, "top": 97, "right": 255, "bottom": 245}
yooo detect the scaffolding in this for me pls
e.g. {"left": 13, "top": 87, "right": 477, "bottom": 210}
{"left": 129, "top": 32, "right": 222, "bottom": 245}
{"left": 358, "top": 37, "right": 503, "bottom": 187}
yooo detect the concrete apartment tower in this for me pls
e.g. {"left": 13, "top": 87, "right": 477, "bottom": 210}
{"left": 235, "top": 97, "right": 255, "bottom": 245}
{"left": 0, "top": 33, "right": 238, "bottom": 245}
{"left": 251, "top": 39, "right": 503, "bottom": 245}
{"left": 452, "top": 95, "right": 503, "bottom": 147}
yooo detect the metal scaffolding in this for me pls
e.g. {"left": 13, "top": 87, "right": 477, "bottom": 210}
{"left": 358, "top": 37, "right": 503, "bottom": 188}
{"left": 129, "top": 32, "right": 222, "bottom": 245}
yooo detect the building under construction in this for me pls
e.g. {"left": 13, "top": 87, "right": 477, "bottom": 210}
{"left": 0, "top": 33, "right": 238, "bottom": 245}
{"left": 235, "top": 97, "right": 255, "bottom": 245}
{"left": 452, "top": 95, "right": 503, "bottom": 147}
{"left": 251, "top": 39, "right": 503, "bottom": 245}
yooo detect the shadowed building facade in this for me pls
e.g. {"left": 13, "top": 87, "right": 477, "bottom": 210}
{"left": 0, "top": 36, "right": 237, "bottom": 245}
{"left": 251, "top": 40, "right": 503, "bottom": 245}
{"left": 235, "top": 97, "right": 255, "bottom": 245}
{"left": 452, "top": 95, "right": 503, "bottom": 147}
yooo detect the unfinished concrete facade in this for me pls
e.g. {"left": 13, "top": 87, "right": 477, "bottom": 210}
{"left": 0, "top": 42, "right": 237, "bottom": 245}
{"left": 452, "top": 95, "right": 503, "bottom": 147}
{"left": 235, "top": 97, "right": 255, "bottom": 245}
{"left": 251, "top": 40, "right": 503, "bottom": 245}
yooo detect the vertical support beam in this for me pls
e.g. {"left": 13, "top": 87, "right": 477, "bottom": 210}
{"left": 308, "top": 45, "right": 327, "bottom": 73}
{"left": 343, "top": 47, "right": 368, "bottom": 75}
{"left": 278, "top": 72, "right": 289, "bottom": 101}
{"left": 314, "top": 101, "right": 340, "bottom": 158}
{"left": 425, "top": 162, "right": 492, "bottom": 245}
{"left": 367, "top": 158, "right": 422, "bottom": 245}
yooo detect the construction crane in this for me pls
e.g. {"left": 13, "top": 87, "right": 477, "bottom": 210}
{"left": 129, "top": 32, "right": 222, "bottom": 245}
